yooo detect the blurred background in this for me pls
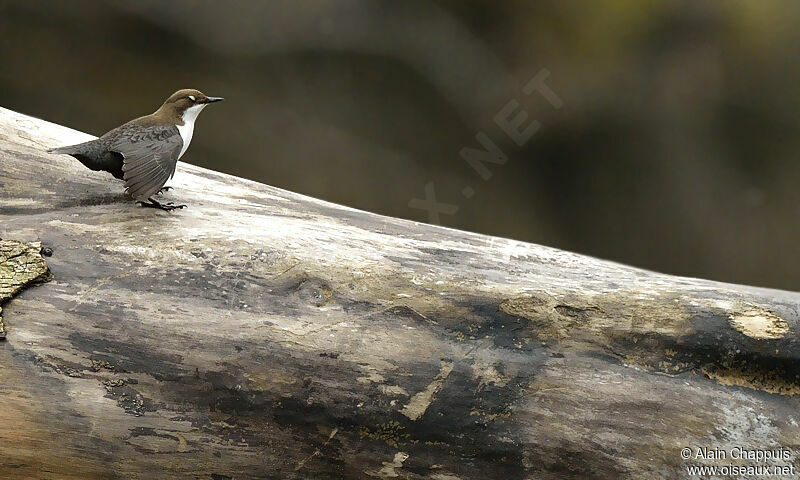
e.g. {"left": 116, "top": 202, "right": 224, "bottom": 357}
{"left": 2, "top": 1, "right": 799, "bottom": 290}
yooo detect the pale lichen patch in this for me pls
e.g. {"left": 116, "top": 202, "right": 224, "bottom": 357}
{"left": 499, "top": 289, "right": 693, "bottom": 340}
{"left": 400, "top": 361, "right": 454, "bottom": 421}
{"left": 380, "top": 385, "right": 410, "bottom": 397}
{"left": 365, "top": 452, "right": 409, "bottom": 478}
{"left": 728, "top": 308, "right": 789, "bottom": 339}
{"left": 357, "top": 365, "right": 386, "bottom": 385}
{"left": 430, "top": 474, "right": 464, "bottom": 480}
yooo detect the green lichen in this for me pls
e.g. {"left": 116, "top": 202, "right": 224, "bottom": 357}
{"left": 0, "top": 239, "right": 50, "bottom": 339}
{"left": 359, "top": 421, "right": 412, "bottom": 448}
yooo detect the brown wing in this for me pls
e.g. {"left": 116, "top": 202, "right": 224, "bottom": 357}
{"left": 108, "top": 124, "right": 183, "bottom": 201}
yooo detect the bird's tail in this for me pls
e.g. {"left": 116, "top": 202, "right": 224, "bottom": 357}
{"left": 47, "top": 145, "right": 79, "bottom": 155}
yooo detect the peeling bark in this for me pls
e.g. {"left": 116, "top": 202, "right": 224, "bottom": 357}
{"left": 0, "top": 106, "right": 799, "bottom": 479}
{"left": 0, "top": 240, "right": 50, "bottom": 338}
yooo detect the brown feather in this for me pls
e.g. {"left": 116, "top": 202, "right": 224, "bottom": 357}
{"left": 104, "top": 124, "right": 182, "bottom": 201}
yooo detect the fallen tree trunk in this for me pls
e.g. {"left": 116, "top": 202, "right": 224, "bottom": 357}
{"left": 0, "top": 106, "right": 798, "bottom": 479}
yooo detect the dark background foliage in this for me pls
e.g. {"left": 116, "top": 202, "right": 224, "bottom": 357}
{"left": 2, "top": 1, "right": 798, "bottom": 290}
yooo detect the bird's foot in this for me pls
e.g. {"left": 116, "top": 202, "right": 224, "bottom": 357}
{"left": 156, "top": 186, "right": 173, "bottom": 195}
{"left": 137, "top": 198, "right": 186, "bottom": 212}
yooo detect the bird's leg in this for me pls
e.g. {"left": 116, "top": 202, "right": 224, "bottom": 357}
{"left": 137, "top": 197, "right": 186, "bottom": 211}
{"left": 156, "top": 186, "right": 173, "bottom": 195}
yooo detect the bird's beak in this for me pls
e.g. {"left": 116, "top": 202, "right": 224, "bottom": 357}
{"left": 203, "top": 96, "right": 224, "bottom": 103}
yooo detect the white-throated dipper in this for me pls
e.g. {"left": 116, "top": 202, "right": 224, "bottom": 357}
{"left": 48, "top": 88, "right": 223, "bottom": 211}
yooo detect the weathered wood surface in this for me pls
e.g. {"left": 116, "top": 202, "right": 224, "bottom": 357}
{"left": 1, "top": 106, "right": 799, "bottom": 479}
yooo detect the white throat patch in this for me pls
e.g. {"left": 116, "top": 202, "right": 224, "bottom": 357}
{"left": 176, "top": 103, "right": 207, "bottom": 159}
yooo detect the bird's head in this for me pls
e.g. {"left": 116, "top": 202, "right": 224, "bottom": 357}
{"left": 157, "top": 88, "right": 224, "bottom": 125}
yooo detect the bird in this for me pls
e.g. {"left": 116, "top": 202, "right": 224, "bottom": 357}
{"left": 48, "top": 88, "right": 223, "bottom": 211}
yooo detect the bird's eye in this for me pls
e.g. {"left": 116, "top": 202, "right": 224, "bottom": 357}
{"left": 188, "top": 95, "right": 196, "bottom": 102}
